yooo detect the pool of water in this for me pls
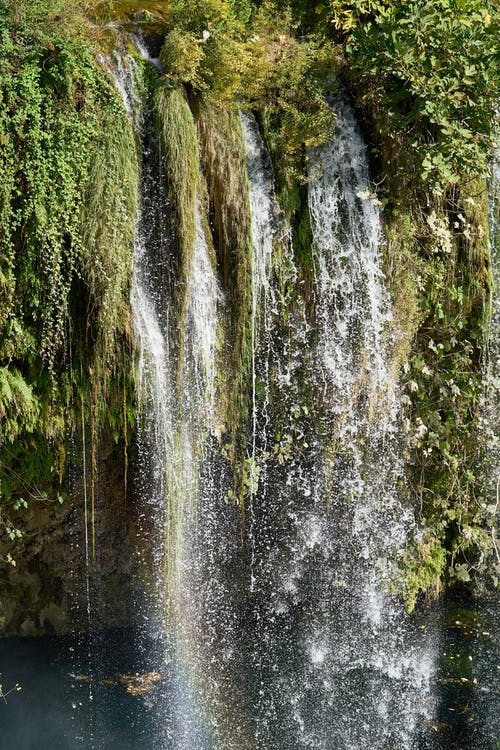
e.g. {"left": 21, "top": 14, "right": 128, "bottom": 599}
{"left": 0, "top": 593, "right": 498, "bottom": 750}
{"left": 0, "top": 629, "right": 160, "bottom": 749}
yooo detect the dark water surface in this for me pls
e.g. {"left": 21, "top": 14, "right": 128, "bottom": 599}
{"left": 426, "top": 593, "right": 500, "bottom": 750}
{"left": 0, "top": 628, "right": 159, "bottom": 749}
{"left": 0, "top": 593, "right": 498, "bottom": 750}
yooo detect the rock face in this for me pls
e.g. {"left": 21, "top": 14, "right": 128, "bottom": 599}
{"left": 0, "top": 438, "right": 143, "bottom": 637}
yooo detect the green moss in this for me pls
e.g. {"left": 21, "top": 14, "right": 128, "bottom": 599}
{"left": 402, "top": 534, "right": 447, "bottom": 613}
{"left": 155, "top": 86, "right": 199, "bottom": 282}
{"left": 382, "top": 211, "right": 423, "bottom": 376}
{"left": 258, "top": 111, "right": 317, "bottom": 316}
{"left": 192, "top": 97, "right": 253, "bottom": 456}
{"left": 154, "top": 85, "right": 201, "bottom": 393}
{"left": 376, "top": 162, "right": 493, "bottom": 605}
{"left": 0, "top": 0, "right": 139, "bottom": 550}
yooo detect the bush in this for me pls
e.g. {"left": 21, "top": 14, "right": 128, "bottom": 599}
{"left": 328, "top": 0, "right": 499, "bottom": 190}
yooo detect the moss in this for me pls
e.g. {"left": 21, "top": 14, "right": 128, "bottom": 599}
{"left": 154, "top": 85, "right": 200, "bottom": 392}
{"left": 191, "top": 96, "right": 253, "bottom": 480}
{"left": 0, "top": 0, "right": 139, "bottom": 553}
{"left": 402, "top": 534, "right": 447, "bottom": 613}
{"left": 453, "top": 176, "right": 491, "bottom": 309}
{"left": 155, "top": 86, "right": 199, "bottom": 285}
{"left": 256, "top": 119, "right": 315, "bottom": 328}
{"left": 368, "top": 123, "right": 493, "bottom": 604}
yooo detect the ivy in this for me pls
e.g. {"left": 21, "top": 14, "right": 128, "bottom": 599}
{"left": 0, "top": 0, "right": 138, "bottom": 550}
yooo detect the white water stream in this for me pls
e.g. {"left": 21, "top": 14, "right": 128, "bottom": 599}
{"left": 308, "top": 99, "right": 393, "bottom": 415}
{"left": 111, "top": 50, "right": 439, "bottom": 747}
{"left": 242, "top": 99, "right": 437, "bottom": 749}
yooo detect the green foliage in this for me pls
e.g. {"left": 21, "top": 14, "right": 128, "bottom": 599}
{"left": 166, "top": 0, "right": 254, "bottom": 36}
{"left": 0, "top": 0, "right": 138, "bottom": 547}
{"left": 80, "top": 103, "right": 138, "bottom": 379}
{"left": 326, "top": 0, "right": 498, "bottom": 604}
{"left": 159, "top": 0, "right": 257, "bottom": 102}
{"left": 402, "top": 533, "right": 447, "bottom": 613}
{"left": 0, "top": 368, "right": 38, "bottom": 442}
{"left": 155, "top": 86, "right": 199, "bottom": 290}
{"left": 385, "top": 181, "right": 493, "bottom": 606}
{"left": 161, "top": 29, "right": 207, "bottom": 92}
{"left": 0, "top": 0, "right": 137, "bottom": 369}
{"left": 154, "top": 84, "right": 203, "bottom": 392}
{"left": 159, "top": 1, "right": 337, "bottom": 178}
{"left": 331, "top": 0, "right": 499, "bottom": 190}
{"left": 193, "top": 98, "right": 254, "bottom": 472}
{"left": 251, "top": 24, "right": 336, "bottom": 183}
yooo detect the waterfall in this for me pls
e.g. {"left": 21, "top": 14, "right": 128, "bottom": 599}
{"left": 114, "top": 42, "right": 236, "bottom": 747}
{"left": 168, "top": 197, "right": 222, "bottom": 610}
{"left": 308, "top": 98, "right": 393, "bottom": 416}
{"left": 307, "top": 98, "right": 410, "bottom": 596}
{"left": 182, "top": 201, "right": 222, "bottom": 423}
{"left": 241, "top": 111, "right": 280, "bottom": 589}
{"left": 111, "top": 50, "right": 438, "bottom": 747}
{"left": 110, "top": 50, "right": 174, "bottom": 624}
{"left": 161, "top": 194, "right": 225, "bottom": 749}
{"left": 241, "top": 112, "right": 278, "bottom": 324}
{"left": 108, "top": 47, "right": 199, "bottom": 746}
{"left": 5, "top": 10, "right": 499, "bottom": 748}
{"left": 242, "top": 98, "right": 436, "bottom": 749}
{"left": 469, "top": 151, "right": 500, "bottom": 747}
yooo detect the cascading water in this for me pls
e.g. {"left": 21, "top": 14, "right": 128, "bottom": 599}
{"left": 167, "top": 196, "right": 223, "bottom": 631}
{"left": 242, "top": 98, "right": 437, "bottom": 749}
{"left": 4, "top": 14, "right": 498, "bottom": 750}
{"left": 181, "top": 201, "right": 221, "bottom": 422}
{"left": 108, "top": 48, "right": 190, "bottom": 749}
{"left": 111, "top": 52, "right": 439, "bottom": 748}
{"left": 308, "top": 98, "right": 393, "bottom": 415}
{"left": 467, "top": 152, "right": 500, "bottom": 748}
{"left": 111, "top": 50, "right": 174, "bottom": 627}
{"left": 240, "top": 111, "right": 281, "bottom": 589}
{"left": 240, "top": 112, "right": 278, "bottom": 322}
{"left": 112, "top": 42, "right": 240, "bottom": 748}
{"left": 161, "top": 194, "right": 226, "bottom": 750}
{"left": 306, "top": 98, "right": 412, "bottom": 606}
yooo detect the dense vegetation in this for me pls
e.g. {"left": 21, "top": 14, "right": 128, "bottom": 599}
{"left": 0, "top": 0, "right": 498, "bottom": 613}
{"left": 0, "top": 0, "right": 138, "bottom": 561}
